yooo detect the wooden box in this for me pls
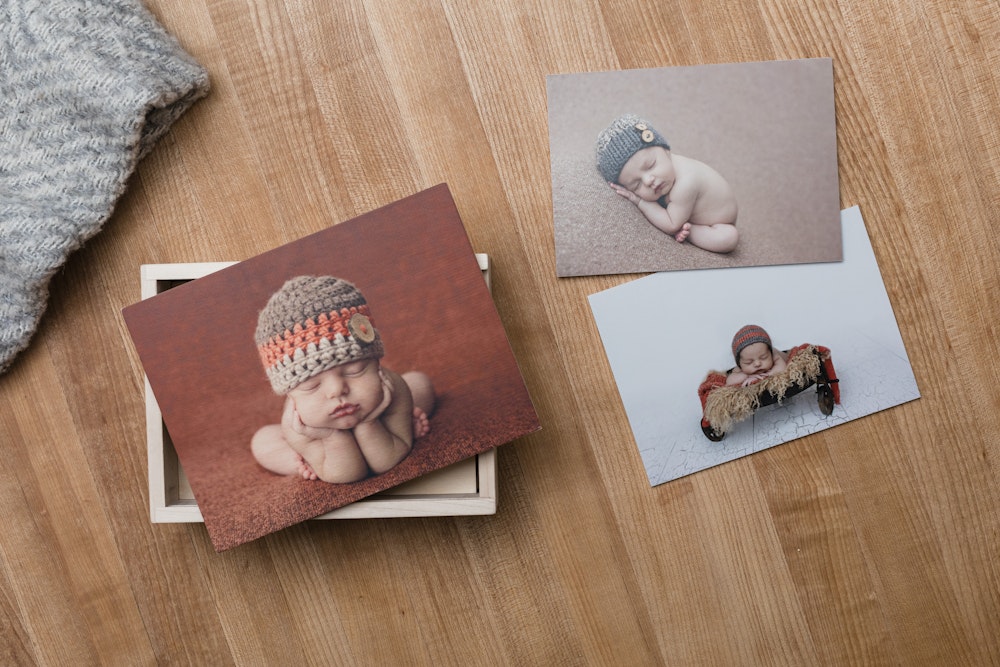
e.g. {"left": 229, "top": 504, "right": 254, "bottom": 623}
{"left": 142, "top": 257, "right": 497, "bottom": 523}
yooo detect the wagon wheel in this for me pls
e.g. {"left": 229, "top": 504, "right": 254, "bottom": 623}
{"left": 701, "top": 420, "right": 725, "bottom": 442}
{"left": 817, "top": 383, "right": 835, "bottom": 415}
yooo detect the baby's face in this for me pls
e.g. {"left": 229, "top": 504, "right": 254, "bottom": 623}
{"left": 737, "top": 342, "right": 774, "bottom": 375}
{"left": 288, "top": 359, "right": 383, "bottom": 429}
{"left": 617, "top": 146, "right": 676, "bottom": 201}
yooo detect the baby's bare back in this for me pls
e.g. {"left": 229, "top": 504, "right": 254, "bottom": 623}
{"left": 669, "top": 154, "right": 737, "bottom": 226}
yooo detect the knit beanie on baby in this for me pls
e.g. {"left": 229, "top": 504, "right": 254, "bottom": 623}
{"left": 595, "top": 114, "right": 671, "bottom": 183}
{"left": 255, "top": 276, "right": 385, "bottom": 395}
{"left": 732, "top": 325, "right": 772, "bottom": 363}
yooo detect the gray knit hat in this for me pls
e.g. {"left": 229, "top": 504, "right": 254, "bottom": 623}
{"left": 255, "top": 276, "right": 385, "bottom": 394}
{"left": 595, "top": 114, "right": 671, "bottom": 183}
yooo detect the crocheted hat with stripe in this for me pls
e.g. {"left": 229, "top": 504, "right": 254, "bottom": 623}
{"left": 255, "top": 276, "right": 384, "bottom": 394}
{"left": 732, "top": 324, "right": 771, "bottom": 363}
{"left": 595, "top": 113, "right": 671, "bottom": 183}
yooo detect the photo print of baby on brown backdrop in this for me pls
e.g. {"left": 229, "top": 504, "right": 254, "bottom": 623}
{"left": 124, "top": 185, "right": 540, "bottom": 550}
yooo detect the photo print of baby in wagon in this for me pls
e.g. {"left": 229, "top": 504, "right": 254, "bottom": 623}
{"left": 589, "top": 207, "right": 919, "bottom": 486}
{"left": 547, "top": 58, "right": 843, "bottom": 277}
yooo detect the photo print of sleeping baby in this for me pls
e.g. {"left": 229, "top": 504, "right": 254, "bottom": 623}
{"left": 589, "top": 207, "right": 919, "bottom": 486}
{"left": 123, "top": 185, "right": 540, "bottom": 550}
{"left": 547, "top": 58, "right": 843, "bottom": 277}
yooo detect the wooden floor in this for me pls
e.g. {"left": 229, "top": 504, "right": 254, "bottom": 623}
{"left": 3, "top": 0, "right": 999, "bottom": 664}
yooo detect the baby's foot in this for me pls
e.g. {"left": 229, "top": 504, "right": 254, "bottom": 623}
{"left": 296, "top": 453, "right": 318, "bottom": 481}
{"left": 412, "top": 407, "right": 431, "bottom": 438}
{"left": 674, "top": 223, "right": 691, "bottom": 243}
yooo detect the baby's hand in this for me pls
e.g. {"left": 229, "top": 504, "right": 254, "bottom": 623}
{"left": 362, "top": 369, "right": 394, "bottom": 423}
{"left": 609, "top": 182, "right": 641, "bottom": 205}
{"left": 281, "top": 397, "right": 334, "bottom": 445}
{"left": 741, "top": 373, "right": 767, "bottom": 387}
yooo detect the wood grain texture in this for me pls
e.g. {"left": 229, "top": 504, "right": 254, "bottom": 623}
{"left": 1, "top": 0, "right": 998, "bottom": 663}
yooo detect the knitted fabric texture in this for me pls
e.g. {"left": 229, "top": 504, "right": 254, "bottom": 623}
{"left": 731, "top": 324, "right": 772, "bottom": 363}
{"left": 595, "top": 113, "right": 670, "bottom": 183}
{"left": 255, "top": 276, "right": 385, "bottom": 395}
{"left": 0, "top": 0, "right": 210, "bottom": 374}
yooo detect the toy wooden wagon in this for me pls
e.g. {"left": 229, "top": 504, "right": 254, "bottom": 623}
{"left": 697, "top": 344, "right": 840, "bottom": 441}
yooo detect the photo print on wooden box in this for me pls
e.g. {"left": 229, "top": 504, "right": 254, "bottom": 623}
{"left": 124, "top": 185, "right": 540, "bottom": 550}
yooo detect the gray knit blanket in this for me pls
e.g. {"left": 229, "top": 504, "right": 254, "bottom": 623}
{"left": 1, "top": 0, "right": 209, "bottom": 373}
